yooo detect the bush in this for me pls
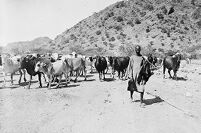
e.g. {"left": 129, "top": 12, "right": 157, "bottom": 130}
{"left": 191, "top": 7, "right": 201, "bottom": 20}
{"left": 103, "top": 41, "right": 107, "bottom": 46}
{"left": 158, "top": 48, "right": 164, "bottom": 53}
{"left": 109, "top": 37, "right": 116, "bottom": 42}
{"left": 116, "top": 16, "right": 124, "bottom": 22}
{"left": 156, "top": 13, "right": 164, "bottom": 20}
{"left": 161, "top": 6, "right": 168, "bottom": 14}
{"left": 135, "top": 18, "right": 141, "bottom": 24}
{"left": 96, "top": 30, "right": 101, "bottom": 35}
{"left": 196, "top": 20, "right": 201, "bottom": 29}
{"left": 116, "top": 1, "right": 126, "bottom": 8}
{"left": 127, "top": 20, "right": 134, "bottom": 27}
{"left": 108, "top": 12, "right": 114, "bottom": 17}
{"left": 140, "top": 11, "right": 146, "bottom": 17}
{"left": 114, "top": 25, "right": 122, "bottom": 31}
{"left": 144, "top": 4, "right": 154, "bottom": 11}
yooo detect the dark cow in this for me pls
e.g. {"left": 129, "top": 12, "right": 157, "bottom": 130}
{"left": 94, "top": 56, "right": 107, "bottom": 80}
{"left": 163, "top": 53, "right": 181, "bottom": 80}
{"left": 20, "top": 55, "right": 46, "bottom": 89}
{"left": 111, "top": 56, "right": 130, "bottom": 79}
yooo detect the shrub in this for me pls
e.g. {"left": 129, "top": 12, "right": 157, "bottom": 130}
{"left": 116, "top": 1, "right": 126, "bottom": 8}
{"left": 161, "top": 6, "right": 168, "bottom": 14}
{"left": 96, "top": 30, "right": 101, "bottom": 35}
{"left": 140, "top": 12, "right": 146, "bottom": 17}
{"left": 103, "top": 41, "right": 107, "bottom": 46}
{"left": 108, "top": 12, "right": 114, "bottom": 17}
{"left": 109, "top": 37, "right": 116, "bottom": 42}
{"left": 156, "top": 13, "right": 164, "bottom": 20}
{"left": 135, "top": 18, "right": 141, "bottom": 24}
{"left": 70, "top": 34, "right": 77, "bottom": 40}
{"left": 146, "top": 27, "right": 150, "bottom": 33}
{"left": 191, "top": 7, "right": 201, "bottom": 20}
{"left": 114, "top": 25, "right": 122, "bottom": 31}
{"left": 158, "top": 48, "right": 164, "bottom": 53}
{"left": 196, "top": 20, "right": 201, "bottom": 29}
{"left": 116, "top": 16, "right": 124, "bottom": 22}
{"left": 144, "top": 4, "right": 154, "bottom": 11}
{"left": 127, "top": 20, "right": 134, "bottom": 27}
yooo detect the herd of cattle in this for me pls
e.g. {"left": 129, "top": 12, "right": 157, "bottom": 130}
{"left": 0, "top": 51, "right": 182, "bottom": 89}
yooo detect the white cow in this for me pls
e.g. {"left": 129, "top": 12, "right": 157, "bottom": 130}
{"left": 1, "top": 54, "right": 26, "bottom": 86}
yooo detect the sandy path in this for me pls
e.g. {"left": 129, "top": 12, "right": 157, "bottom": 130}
{"left": 0, "top": 60, "right": 201, "bottom": 133}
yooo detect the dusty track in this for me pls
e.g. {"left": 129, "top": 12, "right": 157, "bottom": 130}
{"left": 0, "top": 60, "right": 201, "bottom": 133}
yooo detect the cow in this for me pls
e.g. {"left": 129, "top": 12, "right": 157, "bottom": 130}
{"left": 111, "top": 56, "right": 130, "bottom": 79}
{"left": 20, "top": 55, "right": 44, "bottom": 89}
{"left": 105, "top": 56, "right": 114, "bottom": 75}
{"left": 126, "top": 55, "right": 153, "bottom": 105}
{"left": 163, "top": 53, "right": 181, "bottom": 80}
{"left": 1, "top": 54, "right": 27, "bottom": 87}
{"left": 35, "top": 59, "right": 71, "bottom": 89}
{"left": 84, "top": 56, "right": 95, "bottom": 73}
{"left": 94, "top": 56, "right": 107, "bottom": 80}
{"left": 65, "top": 57, "right": 87, "bottom": 82}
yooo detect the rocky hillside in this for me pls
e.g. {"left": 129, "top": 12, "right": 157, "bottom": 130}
{"left": 51, "top": 0, "right": 201, "bottom": 57}
{"left": 4, "top": 37, "right": 53, "bottom": 54}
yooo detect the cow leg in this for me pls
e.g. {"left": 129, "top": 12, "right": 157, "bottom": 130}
{"left": 18, "top": 70, "right": 22, "bottom": 84}
{"left": 47, "top": 75, "right": 52, "bottom": 89}
{"left": 103, "top": 70, "right": 105, "bottom": 80}
{"left": 130, "top": 91, "right": 134, "bottom": 101}
{"left": 84, "top": 68, "right": 87, "bottom": 81}
{"left": 168, "top": 70, "right": 172, "bottom": 78}
{"left": 163, "top": 66, "right": 166, "bottom": 78}
{"left": 140, "top": 91, "right": 145, "bottom": 107}
{"left": 173, "top": 70, "right": 177, "bottom": 80}
{"left": 42, "top": 73, "right": 47, "bottom": 83}
{"left": 11, "top": 73, "right": 14, "bottom": 85}
{"left": 27, "top": 75, "right": 32, "bottom": 89}
{"left": 3, "top": 72, "right": 6, "bottom": 87}
{"left": 99, "top": 72, "right": 101, "bottom": 80}
{"left": 90, "top": 65, "right": 93, "bottom": 73}
{"left": 38, "top": 73, "right": 42, "bottom": 88}
{"left": 64, "top": 73, "right": 68, "bottom": 87}
{"left": 105, "top": 66, "right": 108, "bottom": 74}
{"left": 74, "top": 71, "right": 78, "bottom": 83}
{"left": 56, "top": 75, "right": 62, "bottom": 88}
{"left": 22, "top": 69, "right": 27, "bottom": 82}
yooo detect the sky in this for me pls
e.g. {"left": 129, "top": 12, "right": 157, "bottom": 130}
{"left": 0, "top": 0, "right": 120, "bottom": 46}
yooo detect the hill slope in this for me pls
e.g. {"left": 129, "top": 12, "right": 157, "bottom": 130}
{"left": 4, "top": 37, "right": 53, "bottom": 54}
{"left": 51, "top": 0, "right": 201, "bottom": 56}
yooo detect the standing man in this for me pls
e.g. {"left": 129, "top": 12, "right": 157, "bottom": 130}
{"left": 126, "top": 45, "right": 152, "bottom": 106}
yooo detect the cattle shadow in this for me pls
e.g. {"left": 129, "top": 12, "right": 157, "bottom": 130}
{"left": 49, "top": 83, "right": 80, "bottom": 89}
{"left": 175, "top": 76, "right": 187, "bottom": 81}
{"left": 73, "top": 79, "right": 96, "bottom": 83}
{"left": 0, "top": 85, "right": 19, "bottom": 89}
{"left": 104, "top": 78, "right": 115, "bottom": 82}
{"left": 19, "top": 80, "right": 38, "bottom": 87}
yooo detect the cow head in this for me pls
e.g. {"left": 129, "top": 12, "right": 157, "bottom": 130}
{"left": 34, "top": 61, "right": 48, "bottom": 73}
{"left": 172, "top": 53, "right": 181, "bottom": 70}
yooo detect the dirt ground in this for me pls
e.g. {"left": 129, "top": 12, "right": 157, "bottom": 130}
{"left": 0, "top": 60, "right": 201, "bottom": 133}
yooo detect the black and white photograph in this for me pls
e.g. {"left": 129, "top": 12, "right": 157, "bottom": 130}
{"left": 0, "top": 0, "right": 201, "bottom": 132}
